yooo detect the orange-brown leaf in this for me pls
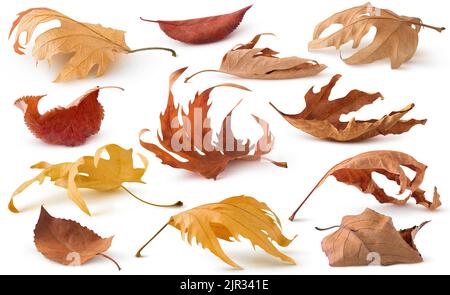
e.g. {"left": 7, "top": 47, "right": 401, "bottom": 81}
{"left": 34, "top": 207, "right": 114, "bottom": 266}
{"left": 140, "top": 67, "right": 285, "bottom": 180}
{"left": 271, "top": 74, "right": 426, "bottom": 142}
{"left": 290, "top": 151, "right": 440, "bottom": 220}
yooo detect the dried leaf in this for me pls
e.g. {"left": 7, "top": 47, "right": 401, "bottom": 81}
{"left": 10, "top": 144, "right": 150, "bottom": 215}
{"left": 290, "top": 151, "right": 441, "bottom": 221}
{"left": 271, "top": 74, "right": 426, "bottom": 142}
{"left": 34, "top": 206, "right": 120, "bottom": 269}
{"left": 140, "top": 67, "right": 286, "bottom": 180}
{"left": 319, "top": 208, "right": 429, "bottom": 266}
{"left": 309, "top": 3, "right": 445, "bottom": 68}
{"left": 9, "top": 8, "right": 176, "bottom": 82}
{"left": 141, "top": 5, "right": 252, "bottom": 44}
{"left": 185, "top": 34, "right": 326, "bottom": 81}
{"left": 136, "top": 196, "right": 296, "bottom": 269}
{"left": 15, "top": 86, "right": 123, "bottom": 146}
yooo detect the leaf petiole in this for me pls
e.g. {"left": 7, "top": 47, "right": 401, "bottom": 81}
{"left": 96, "top": 253, "right": 122, "bottom": 271}
{"left": 135, "top": 223, "right": 169, "bottom": 257}
{"left": 128, "top": 47, "right": 177, "bottom": 57}
{"left": 121, "top": 185, "right": 183, "bottom": 208}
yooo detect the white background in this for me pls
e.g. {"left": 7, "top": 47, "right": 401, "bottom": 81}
{"left": 0, "top": 0, "right": 448, "bottom": 275}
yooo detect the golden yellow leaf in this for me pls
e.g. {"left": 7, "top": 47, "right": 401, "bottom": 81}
{"left": 9, "top": 144, "right": 156, "bottom": 216}
{"left": 9, "top": 8, "right": 176, "bottom": 82}
{"left": 136, "top": 196, "right": 296, "bottom": 269}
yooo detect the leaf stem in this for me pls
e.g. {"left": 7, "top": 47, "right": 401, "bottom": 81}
{"left": 121, "top": 185, "right": 183, "bottom": 208}
{"left": 184, "top": 70, "right": 224, "bottom": 83}
{"left": 96, "top": 253, "right": 121, "bottom": 271}
{"left": 135, "top": 223, "right": 169, "bottom": 257}
{"left": 128, "top": 47, "right": 177, "bottom": 57}
{"left": 261, "top": 157, "right": 288, "bottom": 168}
{"left": 315, "top": 225, "right": 341, "bottom": 232}
{"left": 289, "top": 179, "right": 324, "bottom": 221}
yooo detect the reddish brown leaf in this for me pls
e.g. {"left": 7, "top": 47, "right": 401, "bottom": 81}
{"left": 271, "top": 74, "right": 426, "bottom": 141}
{"left": 290, "top": 151, "right": 441, "bottom": 221}
{"left": 34, "top": 206, "right": 120, "bottom": 269}
{"left": 15, "top": 86, "right": 123, "bottom": 146}
{"left": 141, "top": 5, "right": 252, "bottom": 44}
{"left": 319, "top": 208, "right": 429, "bottom": 266}
{"left": 139, "top": 67, "right": 286, "bottom": 180}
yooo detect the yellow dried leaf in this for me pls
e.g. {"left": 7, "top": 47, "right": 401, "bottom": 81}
{"left": 136, "top": 196, "right": 296, "bottom": 269}
{"left": 10, "top": 144, "right": 148, "bottom": 215}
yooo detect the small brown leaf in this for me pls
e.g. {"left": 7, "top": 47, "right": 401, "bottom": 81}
{"left": 319, "top": 208, "right": 429, "bottom": 266}
{"left": 290, "top": 151, "right": 440, "bottom": 221}
{"left": 141, "top": 5, "right": 252, "bottom": 44}
{"left": 185, "top": 33, "right": 326, "bottom": 81}
{"left": 140, "top": 67, "right": 286, "bottom": 180}
{"left": 34, "top": 206, "right": 120, "bottom": 270}
{"left": 309, "top": 3, "right": 445, "bottom": 68}
{"left": 271, "top": 74, "right": 426, "bottom": 142}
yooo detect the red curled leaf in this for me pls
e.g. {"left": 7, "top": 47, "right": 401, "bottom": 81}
{"left": 15, "top": 86, "right": 123, "bottom": 146}
{"left": 140, "top": 5, "right": 252, "bottom": 44}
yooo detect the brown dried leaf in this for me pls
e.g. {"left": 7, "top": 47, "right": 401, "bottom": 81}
{"left": 290, "top": 151, "right": 440, "bottom": 220}
{"left": 34, "top": 206, "right": 119, "bottom": 269}
{"left": 185, "top": 33, "right": 326, "bottom": 81}
{"left": 140, "top": 67, "right": 286, "bottom": 180}
{"left": 309, "top": 3, "right": 445, "bottom": 68}
{"left": 271, "top": 74, "right": 426, "bottom": 141}
{"left": 320, "top": 208, "right": 429, "bottom": 266}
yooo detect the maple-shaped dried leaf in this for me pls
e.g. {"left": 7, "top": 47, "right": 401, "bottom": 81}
{"left": 140, "top": 67, "right": 286, "bottom": 180}
{"left": 141, "top": 5, "right": 252, "bottom": 44}
{"left": 9, "top": 8, "right": 176, "bottom": 82}
{"left": 15, "top": 86, "right": 123, "bottom": 146}
{"left": 319, "top": 208, "right": 429, "bottom": 266}
{"left": 290, "top": 151, "right": 441, "bottom": 221}
{"left": 136, "top": 196, "right": 296, "bottom": 269}
{"left": 185, "top": 34, "right": 326, "bottom": 81}
{"left": 309, "top": 3, "right": 445, "bottom": 68}
{"left": 34, "top": 206, "right": 120, "bottom": 269}
{"left": 10, "top": 144, "right": 179, "bottom": 215}
{"left": 271, "top": 74, "right": 426, "bottom": 142}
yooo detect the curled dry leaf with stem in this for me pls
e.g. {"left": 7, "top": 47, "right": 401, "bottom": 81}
{"left": 15, "top": 86, "right": 124, "bottom": 146}
{"left": 141, "top": 5, "right": 252, "bottom": 44}
{"left": 289, "top": 151, "right": 441, "bottom": 221}
{"left": 140, "top": 67, "right": 287, "bottom": 180}
{"left": 9, "top": 8, "right": 177, "bottom": 82}
{"left": 185, "top": 33, "right": 326, "bottom": 81}
{"left": 309, "top": 2, "right": 445, "bottom": 68}
{"left": 35, "top": 206, "right": 121, "bottom": 270}
{"left": 10, "top": 144, "right": 182, "bottom": 216}
{"left": 270, "top": 74, "right": 426, "bottom": 142}
{"left": 317, "top": 208, "right": 430, "bottom": 266}
{"left": 135, "top": 196, "right": 296, "bottom": 269}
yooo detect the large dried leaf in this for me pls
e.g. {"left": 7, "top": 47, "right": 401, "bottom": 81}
{"left": 309, "top": 3, "right": 445, "bottom": 68}
{"left": 15, "top": 86, "right": 123, "bottom": 146}
{"left": 34, "top": 207, "right": 116, "bottom": 268}
{"left": 320, "top": 208, "right": 429, "bottom": 266}
{"left": 140, "top": 67, "right": 286, "bottom": 180}
{"left": 271, "top": 74, "right": 426, "bottom": 141}
{"left": 136, "top": 196, "right": 296, "bottom": 269}
{"left": 9, "top": 144, "right": 148, "bottom": 215}
{"left": 141, "top": 5, "right": 252, "bottom": 44}
{"left": 290, "top": 151, "right": 440, "bottom": 220}
{"left": 9, "top": 8, "right": 175, "bottom": 82}
{"left": 185, "top": 34, "right": 326, "bottom": 81}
